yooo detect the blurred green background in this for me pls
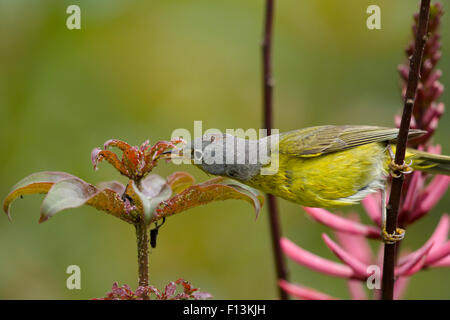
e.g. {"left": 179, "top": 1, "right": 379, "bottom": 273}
{"left": 0, "top": 0, "right": 449, "bottom": 299}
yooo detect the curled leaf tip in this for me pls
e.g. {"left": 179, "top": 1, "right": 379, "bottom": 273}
{"left": 103, "top": 139, "right": 130, "bottom": 150}
{"left": 140, "top": 140, "right": 150, "bottom": 152}
{"left": 103, "top": 139, "right": 115, "bottom": 150}
{"left": 3, "top": 199, "right": 12, "bottom": 220}
{"left": 91, "top": 147, "right": 101, "bottom": 170}
{"left": 38, "top": 214, "right": 48, "bottom": 224}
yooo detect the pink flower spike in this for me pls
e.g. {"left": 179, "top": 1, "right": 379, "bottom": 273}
{"left": 280, "top": 237, "right": 354, "bottom": 278}
{"left": 427, "top": 143, "right": 442, "bottom": 155}
{"left": 394, "top": 277, "right": 409, "bottom": 300}
{"left": 428, "top": 82, "right": 444, "bottom": 102}
{"left": 431, "top": 254, "right": 450, "bottom": 268}
{"left": 426, "top": 241, "right": 450, "bottom": 266}
{"left": 321, "top": 234, "right": 369, "bottom": 280}
{"left": 347, "top": 280, "right": 367, "bottom": 300}
{"left": 303, "top": 207, "right": 380, "bottom": 239}
{"left": 376, "top": 243, "right": 384, "bottom": 267}
{"left": 425, "top": 214, "right": 450, "bottom": 255}
{"left": 361, "top": 194, "right": 382, "bottom": 227}
{"left": 410, "top": 175, "right": 450, "bottom": 223}
{"left": 436, "top": 102, "right": 445, "bottom": 118}
{"left": 335, "top": 213, "right": 374, "bottom": 265}
{"left": 424, "top": 69, "right": 442, "bottom": 89}
{"left": 394, "top": 114, "right": 402, "bottom": 128}
{"left": 426, "top": 116, "right": 439, "bottom": 135}
{"left": 422, "top": 102, "right": 444, "bottom": 126}
{"left": 397, "top": 64, "right": 409, "bottom": 81}
{"left": 335, "top": 230, "right": 373, "bottom": 265}
{"left": 401, "top": 254, "right": 428, "bottom": 277}
{"left": 396, "top": 241, "right": 434, "bottom": 277}
{"left": 278, "top": 280, "right": 337, "bottom": 300}
{"left": 399, "top": 171, "right": 423, "bottom": 222}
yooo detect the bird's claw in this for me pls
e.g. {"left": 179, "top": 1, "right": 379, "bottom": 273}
{"left": 389, "top": 160, "right": 413, "bottom": 178}
{"left": 382, "top": 227, "right": 405, "bottom": 244}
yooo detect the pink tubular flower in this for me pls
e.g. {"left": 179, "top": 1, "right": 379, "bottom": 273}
{"left": 280, "top": 237, "right": 354, "bottom": 279}
{"left": 278, "top": 280, "right": 337, "bottom": 300}
{"left": 303, "top": 207, "right": 380, "bottom": 238}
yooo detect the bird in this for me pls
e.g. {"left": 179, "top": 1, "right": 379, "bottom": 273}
{"left": 167, "top": 125, "right": 450, "bottom": 243}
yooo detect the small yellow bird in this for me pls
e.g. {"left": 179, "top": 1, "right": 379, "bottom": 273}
{"left": 174, "top": 125, "right": 450, "bottom": 243}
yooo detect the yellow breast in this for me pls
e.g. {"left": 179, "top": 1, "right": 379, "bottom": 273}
{"left": 246, "top": 143, "right": 389, "bottom": 207}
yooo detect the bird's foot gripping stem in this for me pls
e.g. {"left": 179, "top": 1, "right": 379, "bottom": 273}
{"left": 380, "top": 180, "right": 405, "bottom": 244}
{"left": 381, "top": 226, "right": 405, "bottom": 244}
{"left": 387, "top": 144, "right": 413, "bottom": 178}
{"left": 389, "top": 160, "right": 413, "bottom": 178}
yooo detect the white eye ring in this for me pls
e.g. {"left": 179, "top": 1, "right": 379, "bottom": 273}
{"left": 194, "top": 149, "right": 203, "bottom": 161}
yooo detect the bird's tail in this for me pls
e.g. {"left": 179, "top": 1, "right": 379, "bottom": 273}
{"left": 407, "top": 149, "right": 450, "bottom": 175}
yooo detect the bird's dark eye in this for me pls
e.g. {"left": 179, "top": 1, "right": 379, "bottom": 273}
{"left": 194, "top": 149, "right": 203, "bottom": 161}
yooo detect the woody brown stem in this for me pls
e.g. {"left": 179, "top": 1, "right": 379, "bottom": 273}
{"left": 381, "top": 0, "right": 431, "bottom": 300}
{"left": 262, "top": 0, "right": 289, "bottom": 300}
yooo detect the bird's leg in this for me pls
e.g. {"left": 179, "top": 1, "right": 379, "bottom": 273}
{"left": 381, "top": 183, "right": 405, "bottom": 244}
{"left": 387, "top": 144, "right": 413, "bottom": 178}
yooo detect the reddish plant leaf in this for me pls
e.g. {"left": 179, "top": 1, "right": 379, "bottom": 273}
{"left": 91, "top": 148, "right": 129, "bottom": 177}
{"left": 3, "top": 171, "right": 136, "bottom": 224}
{"left": 95, "top": 280, "right": 211, "bottom": 300}
{"left": 164, "top": 281, "right": 177, "bottom": 298}
{"left": 96, "top": 181, "right": 126, "bottom": 195}
{"left": 176, "top": 278, "right": 195, "bottom": 294}
{"left": 40, "top": 178, "right": 98, "bottom": 223}
{"left": 153, "top": 178, "right": 264, "bottom": 222}
{"left": 166, "top": 171, "right": 195, "bottom": 194}
{"left": 192, "top": 291, "right": 213, "bottom": 300}
{"left": 87, "top": 187, "right": 136, "bottom": 224}
{"left": 3, "top": 171, "right": 78, "bottom": 220}
{"left": 103, "top": 139, "right": 132, "bottom": 152}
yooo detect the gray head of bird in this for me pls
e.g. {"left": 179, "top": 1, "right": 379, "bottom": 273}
{"left": 167, "top": 133, "right": 274, "bottom": 181}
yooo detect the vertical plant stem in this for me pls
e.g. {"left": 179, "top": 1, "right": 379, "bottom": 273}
{"left": 381, "top": 0, "right": 431, "bottom": 300}
{"left": 135, "top": 219, "right": 149, "bottom": 298}
{"left": 262, "top": 0, "right": 289, "bottom": 300}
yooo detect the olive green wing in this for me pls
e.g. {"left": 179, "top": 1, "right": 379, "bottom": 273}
{"left": 278, "top": 125, "right": 425, "bottom": 157}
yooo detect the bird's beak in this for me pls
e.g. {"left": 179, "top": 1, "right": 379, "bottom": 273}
{"left": 159, "top": 150, "right": 173, "bottom": 159}
{"left": 161, "top": 144, "right": 191, "bottom": 160}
